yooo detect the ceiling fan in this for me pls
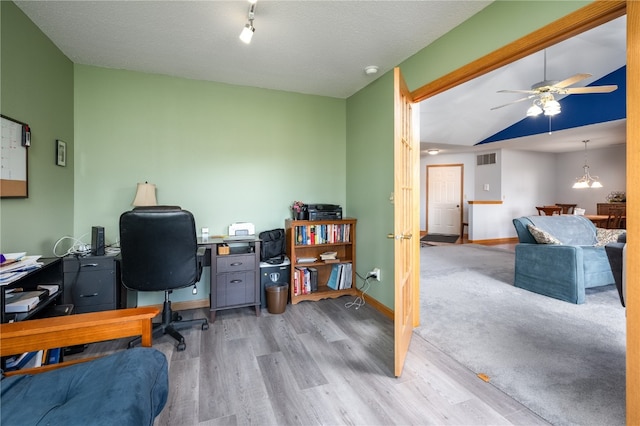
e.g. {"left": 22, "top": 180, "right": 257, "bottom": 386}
{"left": 491, "top": 50, "right": 618, "bottom": 116}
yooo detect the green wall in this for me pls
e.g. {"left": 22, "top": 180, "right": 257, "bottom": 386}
{"left": 74, "top": 65, "right": 346, "bottom": 304}
{"left": 0, "top": 1, "right": 74, "bottom": 256}
{"left": 345, "top": 0, "right": 590, "bottom": 309}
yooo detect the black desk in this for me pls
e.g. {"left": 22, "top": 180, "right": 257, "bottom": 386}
{"left": 1, "top": 257, "right": 64, "bottom": 323}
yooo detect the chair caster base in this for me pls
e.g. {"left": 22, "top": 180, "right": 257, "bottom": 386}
{"left": 177, "top": 342, "right": 186, "bottom": 351}
{"left": 202, "top": 323, "right": 209, "bottom": 331}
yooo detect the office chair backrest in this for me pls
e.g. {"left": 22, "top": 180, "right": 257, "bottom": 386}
{"left": 119, "top": 206, "right": 200, "bottom": 292}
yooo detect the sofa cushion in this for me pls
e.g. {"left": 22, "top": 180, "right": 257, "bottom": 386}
{"left": 595, "top": 228, "right": 626, "bottom": 247}
{"left": 527, "top": 224, "right": 562, "bottom": 244}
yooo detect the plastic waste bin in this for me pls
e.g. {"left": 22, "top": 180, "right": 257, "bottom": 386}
{"left": 260, "top": 257, "right": 290, "bottom": 309}
{"left": 266, "top": 284, "right": 289, "bottom": 314}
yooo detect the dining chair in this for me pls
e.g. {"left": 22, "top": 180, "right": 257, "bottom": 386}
{"left": 536, "top": 206, "right": 563, "bottom": 216}
{"left": 606, "top": 208, "right": 625, "bottom": 229}
{"left": 555, "top": 203, "right": 577, "bottom": 215}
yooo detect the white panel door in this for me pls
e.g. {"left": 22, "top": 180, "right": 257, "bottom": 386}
{"left": 427, "top": 165, "right": 462, "bottom": 235}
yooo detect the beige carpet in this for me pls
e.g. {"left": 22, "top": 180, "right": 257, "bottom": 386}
{"left": 416, "top": 244, "right": 626, "bottom": 426}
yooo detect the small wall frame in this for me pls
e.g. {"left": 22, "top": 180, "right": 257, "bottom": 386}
{"left": 56, "top": 140, "right": 66, "bottom": 167}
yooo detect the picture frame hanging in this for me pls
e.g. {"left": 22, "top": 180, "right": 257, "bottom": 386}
{"left": 56, "top": 139, "right": 66, "bottom": 167}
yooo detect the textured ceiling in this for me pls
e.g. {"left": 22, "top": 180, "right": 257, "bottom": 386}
{"left": 14, "top": 0, "right": 492, "bottom": 99}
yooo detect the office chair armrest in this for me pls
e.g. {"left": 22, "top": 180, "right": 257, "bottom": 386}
{"left": 196, "top": 246, "right": 207, "bottom": 278}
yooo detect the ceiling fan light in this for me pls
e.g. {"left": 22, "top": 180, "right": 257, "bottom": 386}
{"left": 427, "top": 149, "right": 439, "bottom": 155}
{"left": 543, "top": 99, "right": 561, "bottom": 116}
{"left": 526, "top": 104, "right": 543, "bottom": 116}
{"left": 591, "top": 180, "right": 603, "bottom": 188}
{"left": 573, "top": 180, "right": 589, "bottom": 189}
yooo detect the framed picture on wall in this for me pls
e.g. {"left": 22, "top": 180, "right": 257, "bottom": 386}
{"left": 56, "top": 139, "right": 66, "bottom": 167}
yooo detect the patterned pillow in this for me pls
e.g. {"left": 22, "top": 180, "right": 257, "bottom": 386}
{"left": 595, "top": 228, "right": 626, "bottom": 247}
{"left": 527, "top": 224, "right": 562, "bottom": 244}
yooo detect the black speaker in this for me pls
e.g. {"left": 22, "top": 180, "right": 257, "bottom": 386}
{"left": 91, "top": 226, "right": 105, "bottom": 256}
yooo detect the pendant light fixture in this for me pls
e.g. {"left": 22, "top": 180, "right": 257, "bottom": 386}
{"left": 239, "top": 0, "right": 257, "bottom": 44}
{"left": 572, "top": 140, "right": 602, "bottom": 189}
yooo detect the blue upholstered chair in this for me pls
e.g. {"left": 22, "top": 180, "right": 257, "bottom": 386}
{"left": 512, "top": 215, "right": 615, "bottom": 304}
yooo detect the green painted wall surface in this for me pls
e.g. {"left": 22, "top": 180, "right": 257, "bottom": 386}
{"left": 346, "top": 0, "right": 590, "bottom": 309}
{"left": 74, "top": 65, "right": 346, "bottom": 304}
{"left": 0, "top": 1, "right": 74, "bottom": 255}
{"left": 346, "top": 72, "right": 395, "bottom": 305}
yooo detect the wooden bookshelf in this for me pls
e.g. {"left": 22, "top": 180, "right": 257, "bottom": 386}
{"left": 285, "top": 218, "right": 357, "bottom": 304}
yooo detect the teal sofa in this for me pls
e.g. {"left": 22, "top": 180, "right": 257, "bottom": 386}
{"left": 512, "top": 215, "right": 615, "bottom": 304}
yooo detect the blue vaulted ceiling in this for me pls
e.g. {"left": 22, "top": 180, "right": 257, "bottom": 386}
{"left": 477, "top": 66, "right": 626, "bottom": 145}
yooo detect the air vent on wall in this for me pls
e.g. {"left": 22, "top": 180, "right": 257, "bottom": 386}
{"left": 477, "top": 153, "right": 496, "bottom": 166}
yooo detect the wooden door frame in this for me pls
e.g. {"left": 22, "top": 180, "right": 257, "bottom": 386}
{"left": 425, "top": 163, "right": 464, "bottom": 236}
{"left": 410, "top": 1, "right": 639, "bottom": 423}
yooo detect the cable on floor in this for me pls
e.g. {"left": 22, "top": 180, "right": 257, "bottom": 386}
{"left": 345, "top": 272, "right": 373, "bottom": 310}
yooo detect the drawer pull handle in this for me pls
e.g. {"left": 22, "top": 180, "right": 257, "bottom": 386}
{"left": 230, "top": 279, "right": 243, "bottom": 284}
{"left": 80, "top": 293, "right": 99, "bottom": 298}
{"left": 81, "top": 263, "right": 99, "bottom": 267}
{"left": 230, "top": 262, "right": 243, "bottom": 266}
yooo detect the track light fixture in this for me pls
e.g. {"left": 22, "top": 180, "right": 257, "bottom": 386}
{"left": 239, "top": 0, "right": 257, "bottom": 44}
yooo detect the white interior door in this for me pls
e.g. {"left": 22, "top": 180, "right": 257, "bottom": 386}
{"left": 427, "top": 165, "right": 462, "bottom": 235}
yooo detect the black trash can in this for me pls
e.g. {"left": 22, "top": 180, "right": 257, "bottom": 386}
{"left": 266, "top": 284, "right": 289, "bottom": 314}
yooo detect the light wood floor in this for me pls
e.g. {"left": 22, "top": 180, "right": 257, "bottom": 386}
{"left": 74, "top": 297, "right": 547, "bottom": 426}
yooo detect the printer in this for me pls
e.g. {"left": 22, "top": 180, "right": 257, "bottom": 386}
{"left": 307, "top": 204, "right": 342, "bottom": 221}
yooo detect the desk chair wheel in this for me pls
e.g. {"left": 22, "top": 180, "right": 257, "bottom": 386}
{"left": 173, "top": 312, "right": 183, "bottom": 321}
{"left": 177, "top": 342, "right": 186, "bottom": 352}
{"left": 202, "top": 323, "right": 209, "bottom": 331}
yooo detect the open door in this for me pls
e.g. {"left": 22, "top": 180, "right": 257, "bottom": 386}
{"left": 393, "top": 67, "right": 420, "bottom": 377}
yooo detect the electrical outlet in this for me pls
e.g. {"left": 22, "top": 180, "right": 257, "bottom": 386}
{"left": 369, "top": 267, "right": 381, "bottom": 281}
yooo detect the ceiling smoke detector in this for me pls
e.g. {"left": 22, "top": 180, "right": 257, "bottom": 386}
{"left": 364, "top": 65, "right": 379, "bottom": 75}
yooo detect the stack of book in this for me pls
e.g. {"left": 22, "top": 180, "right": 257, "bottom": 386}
{"left": 320, "top": 251, "right": 338, "bottom": 263}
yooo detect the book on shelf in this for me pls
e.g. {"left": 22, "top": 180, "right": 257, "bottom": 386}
{"left": 4, "top": 290, "right": 47, "bottom": 313}
{"left": 326, "top": 262, "right": 352, "bottom": 290}
{"left": 320, "top": 251, "right": 337, "bottom": 260}
{"left": 294, "top": 224, "right": 351, "bottom": 246}
{"left": 327, "top": 264, "right": 341, "bottom": 290}
{"left": 308, "top": 267, "right": 318, "bottom": 292}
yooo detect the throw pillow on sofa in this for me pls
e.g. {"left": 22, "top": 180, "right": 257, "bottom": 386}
{"left": 595, "top": 228, "right": 626, "bottom": 247}
{"left": 527, "top": 224, "right": 562, "bottom": 244}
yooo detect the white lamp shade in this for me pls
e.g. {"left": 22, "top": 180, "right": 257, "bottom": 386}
{"left": 132, "top": 182, "right": 158, "bottom": 206}
{"left": 526, "top": 104, "right": 543, "bottom": 116}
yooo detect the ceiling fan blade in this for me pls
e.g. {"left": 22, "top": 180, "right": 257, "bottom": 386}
{"left": 497, "top": 89, "right": 537, "bottom": 94}
{"left": 564, "top": 85, "right": 618, "bottom": 94}
{"left": 490, "top": 95, "right": 535, "bottom": 110}
{"left": 554, "top": 73, "right": 591, "bottom": 88}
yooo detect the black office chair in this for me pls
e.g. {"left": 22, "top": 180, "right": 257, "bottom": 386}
{"left": 119, "top": 206, "right": 209, "bottom": 351}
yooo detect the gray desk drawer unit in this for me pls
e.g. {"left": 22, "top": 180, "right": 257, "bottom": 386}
{"left": 209, "top": 241, "right": 261, "bottom": 322}
{"left": 63, "top": 255, "right": 117, "bottom": 313}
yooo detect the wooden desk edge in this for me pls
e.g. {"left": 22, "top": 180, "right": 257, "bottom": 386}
{"left": 1, "top": 307, "right": 160, "bottom": 375}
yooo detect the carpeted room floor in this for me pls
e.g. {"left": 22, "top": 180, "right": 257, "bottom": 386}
{"left": 417, "top": 244, "right": 626, "bottom": 426}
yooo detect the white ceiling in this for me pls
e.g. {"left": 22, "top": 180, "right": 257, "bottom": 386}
{"left": 419, "top": 15, "right": 627, "bottom": 155}
{"left": 13, "top": 1, "right": 626, "bottom": 155}
{"left": 14, "top": 0, "right": 492, "bottom": 99}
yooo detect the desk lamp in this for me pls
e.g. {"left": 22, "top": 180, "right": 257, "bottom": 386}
{"left": 132, "top": 182, "right": 158, "bottom": 206}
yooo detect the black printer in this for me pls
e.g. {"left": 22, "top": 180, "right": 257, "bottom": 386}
{"left": 307, "top": 204, "right": 342, "bottom": 221}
